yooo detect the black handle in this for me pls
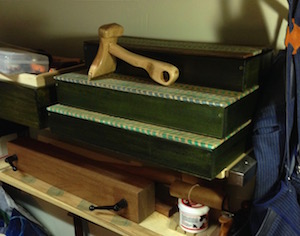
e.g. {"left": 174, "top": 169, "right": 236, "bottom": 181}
{"left": 5, "top": 154, "right": 18, "bottom": 171}
{"left": 89, "top": 199, "right": 128, "bottom": 212}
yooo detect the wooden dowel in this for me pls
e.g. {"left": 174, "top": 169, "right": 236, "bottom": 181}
{"left": 169, "top": 180, "right": 226, "bottom": 210}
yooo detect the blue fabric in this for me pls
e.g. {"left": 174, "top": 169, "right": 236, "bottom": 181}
{"left": 252, "top": 181, "right": 300, "bottom": 235}
{"left": 250, "top": 0, "right": 300, "bottom": 234}
{"left": 252, "top": 51, "right": 287, "bottom": 200}
{"left": 5, "top": 209, "right": 48, "bottom": 236}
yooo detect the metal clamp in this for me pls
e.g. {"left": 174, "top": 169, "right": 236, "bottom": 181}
{"left": 5, "top": 154, "right": 18, "bottom": 171}
{"left": 227, "top": 154, "right": 256, "bottom": 186}
{"left": 89, "top": 199, "right": 128, "bottom": 212}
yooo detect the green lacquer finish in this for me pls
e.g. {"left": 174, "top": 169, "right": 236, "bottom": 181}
{"left": 47, "top": 104, "right": 250, "bottom": 179}
{"left": 0, "top": 81, "right": 56, "bottom": 128}
{"left": 84, "top": 37, "right": 273, "bottom": 91}
{"left": 54, "top": 73, "right": 258, "bottom": 138}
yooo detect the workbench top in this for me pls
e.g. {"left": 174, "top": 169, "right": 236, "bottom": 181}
{"left": 0, "top": 158, "right": 219, "bottom": 236}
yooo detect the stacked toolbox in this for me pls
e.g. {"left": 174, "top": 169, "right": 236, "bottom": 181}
{"left": 0, "top": 62, "right": 85, "bottom": 129}
{"left": 0, "top": 80, "right": 56, "bottom": 128}
{"left": 47, "top": 37, "right": 272, "bottom": 180}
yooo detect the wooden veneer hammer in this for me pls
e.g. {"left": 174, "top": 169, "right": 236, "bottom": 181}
{"left": 88, "top": 23, "right": 179, "bottom": 86}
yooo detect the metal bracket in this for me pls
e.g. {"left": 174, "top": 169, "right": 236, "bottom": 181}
{"left": 227, "top": 154, "right": 256, "bottom": 186}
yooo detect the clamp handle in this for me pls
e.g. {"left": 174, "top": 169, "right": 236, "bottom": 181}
{"left": 5, "top": 154, "right": 18, "bottom": 171}
{"left": 89, "top": 198, "right": 128, "bottom": 212}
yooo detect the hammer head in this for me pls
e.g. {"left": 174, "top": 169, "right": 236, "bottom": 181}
{"left": 88, "top": 23, "right": 124, "bottom": 80}
{"left": 99, "top": 23, "right": 124, "bottom": 38}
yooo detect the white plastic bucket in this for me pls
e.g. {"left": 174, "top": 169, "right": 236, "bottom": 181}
{"left": 178, "top": 198, "right": 209, "bottom": 233}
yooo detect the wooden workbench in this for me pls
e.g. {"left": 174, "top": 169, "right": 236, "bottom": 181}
{"left": 0, "top": 158, "right": 219, "bottom": 236}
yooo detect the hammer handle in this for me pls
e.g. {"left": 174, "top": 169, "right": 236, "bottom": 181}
{"left": 109, "top": 43, "right": 179, "bottom": 86}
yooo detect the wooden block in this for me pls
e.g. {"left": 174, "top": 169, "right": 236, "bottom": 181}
{"left": 155, "top": 199, "right": 177, "bottom": 218}
{"left": 7, "top": 138, "right": 155, "bottom": 223}
{"left": 181, "top": 174, "right": 201, "bottom": 185}
{"left": 169, "top": 213, "right": 180, "bottom": 231}
{"left": 37, "top": 133, "right": 182, "bottom": 185}
{"left": 54, "top": 72, "right": 258, "bottom": 138}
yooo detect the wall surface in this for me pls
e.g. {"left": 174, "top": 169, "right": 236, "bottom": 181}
{"left": 0, "top": 0, "right": 289, "bottom": 58}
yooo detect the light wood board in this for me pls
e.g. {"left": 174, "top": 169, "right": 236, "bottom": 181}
{"left": 0, "top": 157, "right": 220, "bottom": 236}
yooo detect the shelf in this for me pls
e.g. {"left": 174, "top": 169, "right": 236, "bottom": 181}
{"left": 0, "top": 158, "right": 218, "bottom": 236}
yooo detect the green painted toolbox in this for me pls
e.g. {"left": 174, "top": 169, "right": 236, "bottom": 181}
{"left": 84, "top": 36, "right": 273, "bottom": 91}
{"left": 47, "top": 104, "right": 251, "bottom": 180}
{"left": 54, "top": 72, "right": 258, "bottom": 138}
{"left": 0, "top": 64, "right": 85, "bottom": 129}
{"left": 0, "top": 81, "right": 56, "bottom": 128}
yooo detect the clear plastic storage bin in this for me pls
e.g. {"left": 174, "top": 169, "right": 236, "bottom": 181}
{"left": 0, "top": 47, "right": 49, "bottom": 74}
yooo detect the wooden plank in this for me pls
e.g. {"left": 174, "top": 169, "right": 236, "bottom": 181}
{"left": 7, "top": 138, "right": 155, "bottom": 223}
{"left": 0, "top": 158, "right": 220, "bottom": 236}
{"left": 37, "top": 133, "right": 182, "bottom": 185}
{"left": 0, "top": 63, "right": 85, "bottom": 88}
{"left": 0, "top": 162, "right": 159, "bottom": 236}
{"left": 155, "top": 199, "right": 177, "bottom": 217}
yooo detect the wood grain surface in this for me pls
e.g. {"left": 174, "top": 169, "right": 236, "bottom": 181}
{"left": 7, "top": 138, "right": 155, "bottom": 223}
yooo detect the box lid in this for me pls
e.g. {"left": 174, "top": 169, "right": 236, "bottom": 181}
{"left": 0, "top": 47, "right": 49, "bottom": 74}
